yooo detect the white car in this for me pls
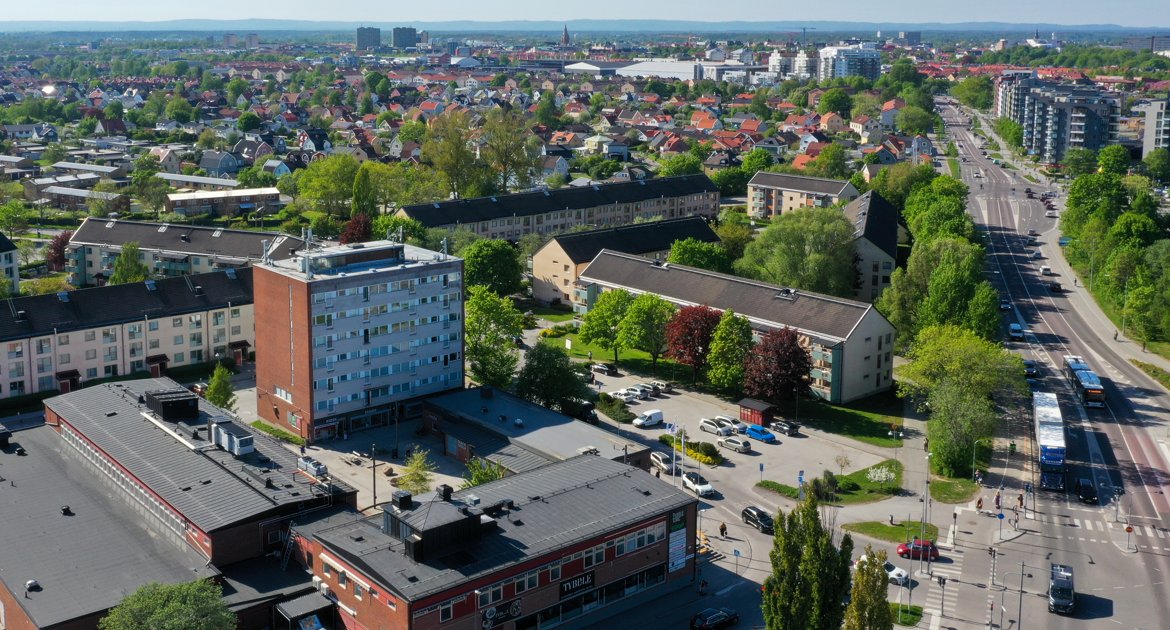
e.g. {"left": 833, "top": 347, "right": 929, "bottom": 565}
{"left": 608, "top": 389, "right": 636, "bottom": 403}
{"left": 683, "top": 471, "right": 715, "bottom": 497}
{"left": 715, "top": 414, "right": 749, "bottom": 434}
{"left": 855, "top": 554, "right": 909, "bottom": 585}
{"left": 1045, "top": 210, "right": 1058, "bottom": 218}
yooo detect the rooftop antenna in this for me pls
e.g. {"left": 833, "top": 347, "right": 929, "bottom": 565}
{"left": 440, "top": 237, "right": 448, "bottom": 260}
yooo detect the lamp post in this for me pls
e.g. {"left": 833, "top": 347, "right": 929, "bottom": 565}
{"left": 1000, "top": 562, "right": 1035, "bottom": 630}
{"left": 371, "top": 441, "right": 377, "bottom": 511}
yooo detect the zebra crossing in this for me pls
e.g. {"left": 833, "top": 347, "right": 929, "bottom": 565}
{"left": 1032, "top": 512, "right": 1170, "bottom": 550}
{"left": 919, "top": 540, "right": 965, "bottom": 622}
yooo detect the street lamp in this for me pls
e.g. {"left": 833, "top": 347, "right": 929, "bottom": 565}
{"left": 1000, "top": 562, "right": 1035, "bottom": 630}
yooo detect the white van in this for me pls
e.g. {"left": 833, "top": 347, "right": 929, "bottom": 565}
{"left": 1041, "top": 265, "right": 1052, "bottom": 276}
{"left": 633, "top": 409, "right": 664, "bottom": 428}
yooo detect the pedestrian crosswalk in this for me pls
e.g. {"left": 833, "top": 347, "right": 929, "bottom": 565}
{"left": 919, "top": 543, "right": 964, "bottom": 621}
{"left": 1031, "top": 513, "right": 1170, "bottom": 549}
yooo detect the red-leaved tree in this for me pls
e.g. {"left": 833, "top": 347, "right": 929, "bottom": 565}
{"left": 666, "top": 305, "right": 723, "bottom": 383}
{"left": 743, "top": 327, "right": 813, "bottom": 404}
{"left": 339, "top": 213, "right": 373, "bottom": 244}
{"left": 46, "top": 230, "right": 74, "bottom": 271}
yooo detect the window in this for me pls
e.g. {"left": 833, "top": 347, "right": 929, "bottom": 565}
{"left": 322, "top": 563, "right": 331, "bottom": 577}
{"left": 173, "top": 335, "right": 184, "bottom": 346}
{"left": 189, "top": 315, "right": 202, "bottom": 329}
{"left": 353, "top": 582, "right": 363, "bottom": 599}
{"left": 212, "top": 312, "right": 225, "bottom": 327}
{"left": 9, "top": 362, "right": 24, "bottom": 378}
{"left": 85, "top": 349, "right": 97, "bottom": 361}
{"left": 85, "top": 330, "right": 96, "bottom": 342}
{"left": 231, "top": 308, "right": 241, "bottom": 318}
{"left": 174, "top": 352, "right": 185, "bottom": 363}
{"left": 104, "top": 365, "right": 118, "bottom": 377}
{"left": 231, "top": 325, "right": 241, "bottom": 336}
{"left": 583, "top": 544, "right": 605, "bottom": 568}
{"left": 337, "top": 572, "right": 347, "bottom": 589}
{"left": 149, "top": 339, "right": 160, "bottom": 349}
{"left": 36, "top": 338, "right": 51, "bottom": 354}
{"left": 189, "top": 332, "right": 203, "bottom": 347}
{"left": 86, "top": 367, "right": 97, "bottom": 378}
{"left": 439, "top": 601, "right": 453, "bottom": 622}
{"left": 37, "top": 358, "right": 52, "bottom": 374}
{"left": 549, "top": 563, "right": 561, "bottom": 581}
{"left": 515, "top": 570, "right": 538, "bottom": 594}
{"left": 58, "top": 353, "right": 70, "bottom": 365}
{"left": 7, "top": 343, "right": 22, "bottom": 359}
{"left": 172, "top": 317, "right": 183, "bottom": 328}
{"left": 57, "top": 334, "right": 69, "bottom": 345}
{"left": 477, "top": 583, "right": 503, "bottom": 608}
{"left": 148, "top": 320, "right": 159, "bottom": 331}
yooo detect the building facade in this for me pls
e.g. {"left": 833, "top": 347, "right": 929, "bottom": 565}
{"left": 817, "top": 44, "right": 881, "bottom": 81}
{"left": 0, "top": 269, "right": 255, "bottom": 398}
{"left": 1137, "top": 97, "right": 1170, "bottom": 158}
{"left": 747, "top": 172, "right": 860, "bottom": 219}
{"left": 995, "top": 75, "right": 1121, "bottom": 165}
{"left": 288, "top": 455, "right": 698, "bottom": 630}
{"left": 254, "top": 240, "right": 464, "bottom": 443}
{"left": 0, "top": 232, "right": 17, "bottom": 295}
{"left": 391, "top": 27, "right": 418, "bottom": 48}
{"left": 356, "top": 27, "right": 381, "bottom": 50}
{"left": 165, "top": 187, "right": 283, "bottom": 217}
{"left": 842, "top": 191, "right": 900, "bottom": 302}
{"left": 575, "top": 250, "right": 896, "bottom": 403}
{"left": 398, "top": 175, "right": 720, "bottom": 240}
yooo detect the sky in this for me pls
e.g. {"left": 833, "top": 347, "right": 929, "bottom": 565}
{"left": 5, "top": 0, "right": 1169, "bottom": 27}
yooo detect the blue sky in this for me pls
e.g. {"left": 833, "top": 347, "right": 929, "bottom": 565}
{"left": 7, "top": 0, "right": 1169, "bottom": 27}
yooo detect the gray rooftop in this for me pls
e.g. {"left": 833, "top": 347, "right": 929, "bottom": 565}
{"left": 156, "top": 172, "right": 241, "bottom": 188}
{"left": 296, "top": 455, "right": 695, "bottom": 601}
{"left": 51, "top": 161, "right": 121, "bottom": 175}
{"left": 580, "top": 249, "right": 883, "bottom": 343}
{"left": 69, "top": 217, "right": 302, "bottom": 262}
{"left": 43, "top": 378, "right": 354, "bottom": 532}
{"left": 0, "top": 425, "right": 218, "bottom": 627}
{"left": 546, "top": 216, "right": 719, "bottom": 265}
{"left": 425, "top": 388, "right": 642, "bottom": 469}
{"left": 260, "top": 240, "right": 459, "bottom": 282}
{"left": 842, "top": 191, "right": 899, "bottom": 260}
{"left": 747, "top": 171, "right": 854, "bottom": 196}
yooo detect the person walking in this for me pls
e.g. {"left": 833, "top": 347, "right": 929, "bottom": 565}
{"left": 976, "top": 497, "right": 984, "bottom": 513}
{"left": 719, "top": 522, "right": 728, "bottom": 539}
{"left": 924, "top": 437, "right": 929, "bottom": 452}
{"left": 1017, "top": 493, "right": 1024, "bottom": 509}
{"left": 994, "top": 490, "right": 1002, "bottom": 511}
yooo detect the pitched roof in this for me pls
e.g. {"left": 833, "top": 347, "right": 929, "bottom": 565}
{"left": 747, "top": 171, "right": 853, "bottom": 196}
{"left": 579, "top": 250, "right": 884, "bottom": 343}
{"left": 399, "top": 174, "right": 718, "bottom": 228}
{"left": 0, "top": 230, "right": 17, "bottom": 253}
{"left": 69, "top": 217, "right": 301, "bottom": 262}
{"left": 842, "top": 191, "right": 899, "bottom": 260}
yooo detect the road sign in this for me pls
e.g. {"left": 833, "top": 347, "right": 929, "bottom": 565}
{"left": 1125, "top": 525, "right": 1134, "bottom": 533}
{"left": 759, "top": 463, "right": 764, "bottom": 472}
{"left": 733, "top": 549, "right": 741, "bottom": 557}
{"left": 997, "top": 512, "right": 1005, "bottom": 520}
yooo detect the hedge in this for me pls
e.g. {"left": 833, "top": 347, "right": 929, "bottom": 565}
{"left": 250, "top": 420, "right": 307, "bottom": 446}
{"left": 596, "top": 393, "right": 635, "bottom": 423}
{"left": 657, "top": 434, "right": 724, "bottom": 466}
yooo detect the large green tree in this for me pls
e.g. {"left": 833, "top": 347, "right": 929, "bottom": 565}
{"left": 735, "top": 206, "right": 858, "bottom": 298}
{"left": 109, "top": 242, "right": 151, "bottom": 285}
{"left": 461, "top": 239, "right": 523, "bottom": 296}
{"left": 617, "top": 293, "right": 675, "bottom": 372}
{"left": 817, "top": 88, "right": 853, "bottom": 118}
{"left": 763, "top": 494, "right": 853, "bottom": 630}
{"left": 869, "top": 162, "right": 937, "bottom": 210}
{"left": 844, "top": 545, "right": 895, "bottom": 630}
{"left": 1063, "top": 148, "right": 1098, "bottom": 177}
{"left": 482, "top": 107, "right": 539, "bottom": 191}
{"left": 351, "top": 161, "right": 377, "bottom": 217}
{"left": 897, "top": 324, "right": 1026, "bottom": 403}
{"left": 464, "top": 285, "right": 523, "bottom": 387}
{"left": 657, "top": 153, "right": 703, "bottom": 177}
{"left": 1144, "top": 147, "right": 1170, "bottom": 184}
{"left": 461, "top": 457, "right": 507, "bottom": 489}
{"left": 951, "top": 75, "right": 992, "bottom": 110}
{"left": 98, "top": 579, "right": 234, "bottom": 630}
{"left": 299, "top": 154, "right": 360, "bottom": 216}
{"left": 706, "top": 309, "right": 754, "bottom": 393}
{"left": 1096, "top": 144, "right": 1131, "bottom": 176}
{"left": 579, "top": 289, "right": 634, "bottom": 364}
{"left": 515, "top": 344, "right": 591, "bottom": 411}
{"left": 667, "top": 237, "right": 732, "bottom": 273}
{"left": 895, "top": 106, "right": 935, "bottom": 135}
{"left": 423, "top": 110, "right": 495, "bottom": 198}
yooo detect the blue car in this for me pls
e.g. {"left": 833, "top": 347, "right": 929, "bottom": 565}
{"left": 745, "top": 425, "right": 777, "bottom": 443}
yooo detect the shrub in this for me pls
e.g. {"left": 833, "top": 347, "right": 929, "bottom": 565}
{"left": 596, "top": 393, "right": 635, "bottom": 423}
{"left": 657, "top": 434, "right": 724, "bottom": 466}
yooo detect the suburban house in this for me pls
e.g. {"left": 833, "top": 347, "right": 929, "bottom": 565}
{"left": 880, "top": 98, "right": 905, "bottom": 131}
{"left": 575, "top": 250, "right": 896, "bottom": 404}
{"left": 38, "top": 185, "right": 130, "bottom": 214}
{"left": 747, "top": 172, "right": 860, "bottom": 218}
{"left": 531, "top": 216, "right": 719, "bottom": 305}
{"left": 842, "top": 191, "right": 901, "bottom": 302}
{"left": 397, "top": 174, "right": 720, "bottom": 240}
{"left": 850, "top": 115, "right": 881, "bottom": 141}
{"left": 148, "top": 146, "right": 183, "bottom": 173}
{"left": 198, "top": 150, "right": 241, "bottom": 177}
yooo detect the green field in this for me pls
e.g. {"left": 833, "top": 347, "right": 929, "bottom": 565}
{"left": 843, "top": 521, "right": 939, "bottom": 544}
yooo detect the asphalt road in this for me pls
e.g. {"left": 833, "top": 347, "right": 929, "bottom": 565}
{"left": 941, "top": 99, "right": 1170, "bottom": 629}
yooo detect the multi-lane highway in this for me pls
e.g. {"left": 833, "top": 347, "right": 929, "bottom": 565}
{"left": 940, "top": 99, "right": 1170, "bottom": 629}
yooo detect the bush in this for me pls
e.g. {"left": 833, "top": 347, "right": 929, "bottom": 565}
{"left": 596, "top": 393, "right": 635, "bottom": 423}
{"left": 657, "top": 434, "right": 724, "bottom": 466}
{"left": 250, "top": 420, "right": 306, "bottom": 446}
{"left": 696, "top": 442, "right": 719, "bottom": 459}
{"left": 840, "top": 480, "right": 861, "bottom": 493}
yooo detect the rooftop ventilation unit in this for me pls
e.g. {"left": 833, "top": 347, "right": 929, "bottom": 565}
{"left": 211, "top": 419, "right": 254, "bottom": 457}
{"left": 143, "top": 388, "right": 200, "bottom": 421}
{"left": 212, "top": 229, "right": 223, "bottom": 238}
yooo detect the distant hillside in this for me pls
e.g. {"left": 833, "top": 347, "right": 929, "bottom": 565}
{"left": 0, "top": 18, "right": 1159, "bottom": 34}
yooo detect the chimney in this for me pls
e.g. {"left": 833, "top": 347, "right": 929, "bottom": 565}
{"left": 438, "top": 484, "right": 453, "bottom": 501}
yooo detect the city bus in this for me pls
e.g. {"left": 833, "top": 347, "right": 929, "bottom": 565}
{"left": 1073, "top": 370, "right": 1106, "bottom": 408}
{"left": 1034, "top": 392, "right": 1066, "bottom": 491}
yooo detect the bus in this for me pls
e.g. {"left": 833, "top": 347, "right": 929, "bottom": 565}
{"left": 1034, "top": 392, "right": 1066, "bottom": 491}
{"left": 1063, "top": 355, "right": 1106, "bottom": 407}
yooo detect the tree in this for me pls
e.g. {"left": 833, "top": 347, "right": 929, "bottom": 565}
{"left": 196, "top": 128, "right": 220, "bottom": 150}
{"left": 16, "top": 239, "right": 37, "bottom": 266}
{"left": 895, "top": 105, "right": 935, "bottom": 135}
{"left": 665, "top": 305, "right": 723, "bottom": 383}
{"left": 236, "top": 165, "right": 277, "bottom": 188}
{"left": 398, "top": 120, "right": 427, "bottom": 144}
{"left": 579, "top": 289, "right": 634, "bottom": 364}
{"left": 657, "top": 153, "right": 702, "bottom": 177}
{"left": 423, "top": 110, "right": 494, "bottom": 199}
{"left": 42, "top": 142, "right": 70, "bottom": 164}
{"left": 817, "top": 88, "right": 852, "bottom": 118}
{"left": 0, "top": 201, "right": 29, "bottom": 234}
{"left": 898, "top": 324, "right": 1026, "bottom": 405}
{"left": 226, "top": 76, "right": 249, "bottom": 103}
{"left": 716, "top": 221, "right": 753, "bottom": 262}
{"left": 951, "top": 75, "right": 993, "bottom": 110}
{"left": 98, "top": 579, "right": 235, "bottom": 630}
{"left": 710, "top": 166, "right": 751, "bottom": 196}
{"left": 807, "top": 143, "right": 850, "bottom": 179}
{"left": 667, "top": 237, "right": 732, "bottom": 273}
{"left": 741, "top": 148, "right": 775, "bottom": 175}
{"left": 1063, "top": 148, "right": 1098, "bottom": 177}
{"left": 351, "top": 162, "right": 377, "bottom": 217}
{"left": 299, "top": 154, "right": 359, "bottom": 216}
{"left": 515, "top": 344, "right": 591, "bottom": 411}
{"left": 902, "top": 177, "right": 975, "bottom": 244}
{"left": 363, "top": 161, "right": 447, "bottom": 208}
{"left": 1144, "top": 147, "right": 1170, "bottom": 184}
{"left": 482, "top": 107, "right": 538, "bottom": 191}
{"left": 743, "top": 327, "right": 812, "bottom": 405}
{"left": 205, "top": 363, "right": 236, "bottom": 411}
{"left": 763, "top": 494, "right": 853, "bottom": 630}
{"left": 464, "top": 285, "right": 523, "bottom": 387}
{"left": 462, "top": 457, "right": 507, "bottom": 489}
{"left": 992, "top": 117, "right": 1023, "bottom": 148}
{"left": 843, "top": 546, "right": 895, "bottom": 630}
{"left": 373, "top": 215, "right": 427, "bottom": 243}
{"left": 535, "top": 92, "right": 560, "bottom": 127}
{"left": 617, "top": 293, "right": 675, "bottom": 372}
{"left": 461, "top": 239, "right": 523, "bottom": 296}
{"left": 339, "top": 213, "right": 373, "bottom": 244}
{"left": 398, "top": 449, "right": 436, "bottom": 496}
{"left": 87, "top": 180, "right": 122, "bottom": 217}
{"left": 109, "top": 242, "right": 151, "bottom": 285}
{"left": 706, "top": 309, "right": 754, "bottom": 393}
{"left": 735, "top": 206, "right": 857, "bottom": 298}
{"left": 45, "top": 229, "right": 73, "bottom": 270}
{"left": 869, "top": 162, "right": 937, "bottom": 210}
{"left": 236, "top": 111, "right": 261, "bottom": 132}
{"left": 1097, "top": 144, "right": 1131, "bottom": 176}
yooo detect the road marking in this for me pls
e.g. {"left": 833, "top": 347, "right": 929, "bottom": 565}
{"left": 1147, "top": 526, "right": 1156, "bottom": 537}
{"left": 715, "top": 582, "right": 740, "bottom": 597}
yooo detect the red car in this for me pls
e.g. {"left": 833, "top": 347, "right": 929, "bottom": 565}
{"left": 897, "top": 539, "right": 940, "bottom": 560}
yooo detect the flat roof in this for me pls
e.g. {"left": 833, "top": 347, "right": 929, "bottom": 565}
{"left": 259, "top": 240, "right": 460, "bottom": 282}
{"left": 43, "top": 378, "right": 355, "bottom": 532}
{"left": 425, "top": 388, "right": 643, "bottom": 467}
{"left": 0, "top": 425, "right": 218, "bottom": 627}
{"left": 297, "top": 455, "right": 695, "bottom": 602}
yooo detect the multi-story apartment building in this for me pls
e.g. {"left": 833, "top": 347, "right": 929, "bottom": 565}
{"left": 817, "top": 44, "right": 881, "bottom": 81}
{"left": 165, "top": 187, "right": 283, "bottom": 217}
{"left": 39, "top": 185, "right": 130, "bottom": 213}
{"left": 0, "top": 232, "right": 18, "bottom": 295}
{"left": 66, "top": 218, "right": 302, "bottom": 286}
{"left": 0, "top": 268, "right": 254, "bottom": 398}
{"left": 1137, "top": 96, "right": 1170, "bottom": 158}
{"left": 397, "top": 175, "right": 720, "bottom": 240}
{"left": 356, "top": 27, "right": 381, "bottom": 49}
{"left": 995, "top": 75, "right": 1120, "bottom": 165}
{"left": 254, "top": 240, "right": 464, "bottom": 443}
{"left": 747, "top": 172, "right": 860, "bottom": 219}
{"left": 391, "top": 26, "right": 418, "bottom": 48}
{"left": 843, "top": 191, "right": 900, "bottom": 302}
{"left": 576, "top": 250, "right": 896, "bottom": 403}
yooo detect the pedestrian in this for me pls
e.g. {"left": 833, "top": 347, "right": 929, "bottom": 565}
{"left": 1018, "top": 493, "right": 1024, "bottom": 508}
{"left": 405, "top": 446, "right": 412, "bottom": 459}
{"left": 977, "top": 497, "right": 984, "bottom": 512}
{"left": 699, "top": 579, "right": 708, "bottom": 595}
{"left": 1114, "top": 330, "right": 1119, "bottom": 341}
{"left": 655, "top": 467, "right": 661, "bottom": 479}
{"left": 995, "top": 490, "right": 1002, "bottom": 511}
{"left": 719, "top": 522, "right": 728, "bottom": 539}
{"left": 587, "top": 351, "right": 592, "bottom": 361}
{"left": 300, "top": 444, "right": 306, "bottom": 456}
{"left": 923, "top": 437, "right": 929, "bottom": 452}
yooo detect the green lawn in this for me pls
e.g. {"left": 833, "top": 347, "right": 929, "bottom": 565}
{"left": 947, "top": 158, "right": 960, "bottom": 178}
{"left": 512, "top": 299, "right": 578, "bottom": 323}
{"left": 758, "top": 459, "right": 903, "bottom": 506}
{"left": 843, "top": 521, "right": 939, "bottom": 545}
{"left": 891, "top": 603, "right": 924, "bottom": 626}
{"left": 790, "top": 391, "right": 906, "bottom": 448}
{"left": 1132, "top": 360, "right": 1170, "bottom": 391}
{"left": 1023, "top": 173, "right": 1039, "bottom": 183}
{"left": 542, "top": 332, "right": 689, "bottom": 381}
{"left": 930, "top": 477, "right": 979, "bottom": 504}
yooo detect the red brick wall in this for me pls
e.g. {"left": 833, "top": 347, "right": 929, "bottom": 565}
{"left": 0, "top": 581, "right": 106, "bottom": 630}
{"left": 253, "top": 265, "right": 313, "bottom": 440}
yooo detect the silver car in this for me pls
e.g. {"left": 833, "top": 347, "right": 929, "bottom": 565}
{"left": 717, "top": 436, "right": 752, "bottom": 453}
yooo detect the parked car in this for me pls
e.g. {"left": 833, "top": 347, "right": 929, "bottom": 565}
{"left": 741, "top": 506, "right": 774, "bottom": 534}
{"left": 608, "top": 389, "right": 636, "bottom": 403}
{"left": 714, "top": 415, "right": 748, "bottom": 434}
{"left": 1045, "top": 210, "right": 1059, "bottom": 218}
{"left": 591, "top": 363, "right": 617, "bottom": 376}
{"left": 717, "top": 436, "right": 752, "bottom": 453}
{"left": 745, "top": 425, "right": 777, "bottom": 443}
{"left": 897, "top": 539, "right": 940, "bottom": 560}
{"left": 626, "top": 386, "right": 650, "bottom": 400}
{"left": 683, "top": 471, "right": 715, "bottom": 497}
{"left": 650, "top": 451, "right": 675, "bottom": 475}
{"left": 1023, "top": 359, "right": 1039, "bottom": 377}
{"left": 635, "top": 382, "right": 661, "bottom": 396}
{"left": 1075, "top": 478, "right": 1098, "bottom": 505}
{"left": 855, "top": 554, "right": 909, "bottom": 586}
{"left": 691, "top": 607, "right": 739, "bottom": 630}
{"left": 768, "top": 420, "right": 800, "bottom": 436}
{"left": 633, "top": 409, "right": 665, "bottom": 428}
{"left": 651, "top": 380, "right": 673, "bottom": 394}
{"left": 699, "top": 418, "right": 732, "bottom": 436}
